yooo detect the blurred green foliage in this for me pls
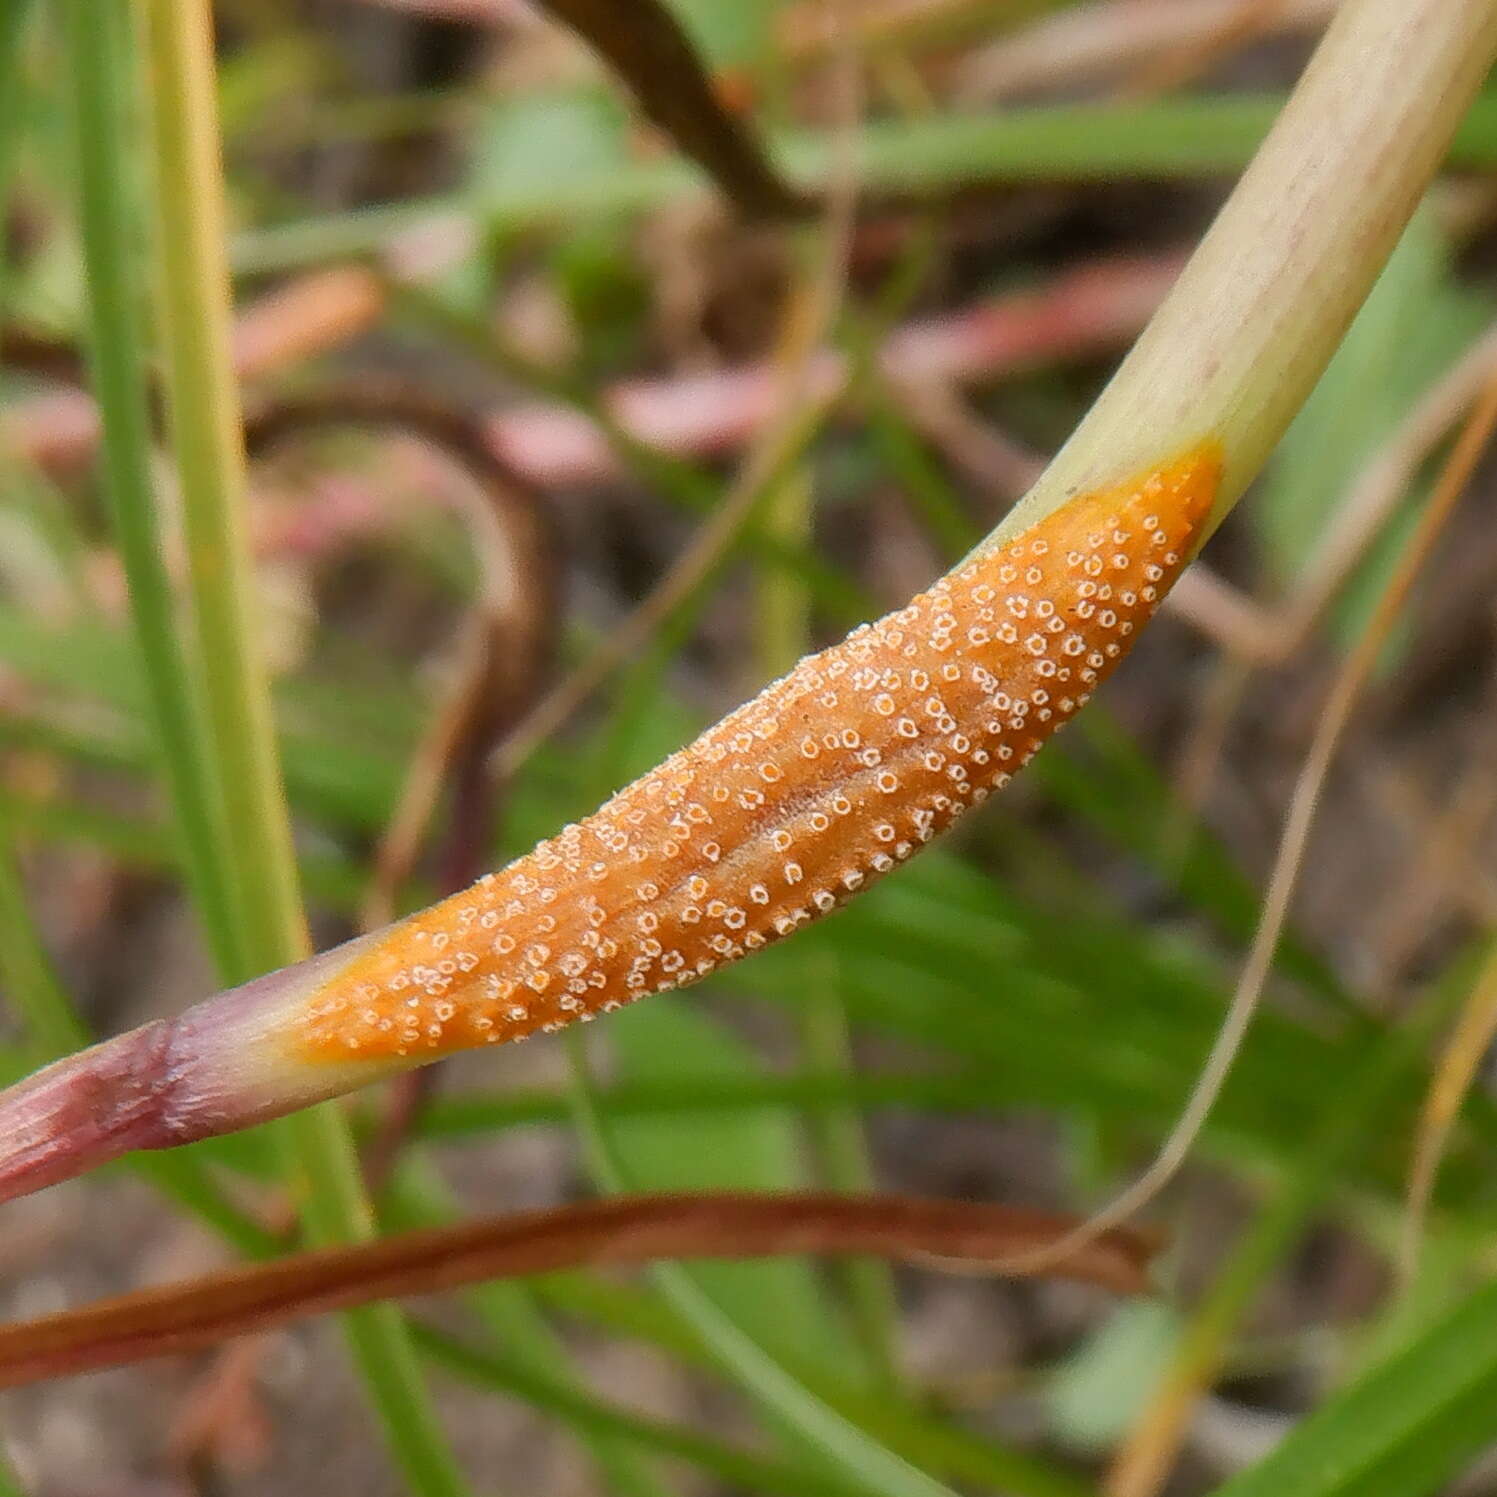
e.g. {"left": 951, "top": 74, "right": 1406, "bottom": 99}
{"left": 4, "top": 2, "right": 1497, "bottom": 1495}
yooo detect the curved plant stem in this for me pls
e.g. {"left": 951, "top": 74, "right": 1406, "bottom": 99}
{"left": 0, "top": 0, "right": 1490, "bottom": 1342}
{"left": 0, "top": 1186, "right": 1152, "bottom": 1389}
{"left": 135, "top": 1, "right": 470, "bottom": 1491}
{"left": 1001, "top": 360, "right": 1497, "bottom": 1280}
{"left": 990, "top": 0, "right": 1497, "bottom": 550}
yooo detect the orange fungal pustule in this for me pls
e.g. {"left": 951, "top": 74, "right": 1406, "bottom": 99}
{"left": 0, "top": 443, "right": 1220, "bottom": 1207}
{"left": 292, "top": 442, "right": 1222, "bottom": 1066}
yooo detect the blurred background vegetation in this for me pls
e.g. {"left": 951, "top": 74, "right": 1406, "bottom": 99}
{"left": 4, "top": 1, "right": 1497, "bottom": 1494}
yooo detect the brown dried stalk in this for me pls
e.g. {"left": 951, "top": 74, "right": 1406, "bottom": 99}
{"left": 0, "top": 1191, "right": 1158, "bottom": 1389}
{"left": 534, "top": 0, "right": 809, "bottom": 220}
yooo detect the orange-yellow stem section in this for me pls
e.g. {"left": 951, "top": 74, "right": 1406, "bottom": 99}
{"left": 293, "top": 444, "right": 1222, "bottom": 1066}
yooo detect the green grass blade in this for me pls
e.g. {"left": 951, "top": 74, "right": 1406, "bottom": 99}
{"left": 230, "top": 93, "right": 1497, "bottom": 273}
{"left": 59, "top": 0, "right": 242, "bottom": 977}
{"left": 415, "top": 1323, "right": 895, "bottom": 1497}
{"left": 1209, "top": 1273, "right": 1497, "bottom": 1497}
{"left": 756, "top": 460, "right": 902, "bottom": 1389}
{"left": 48, "top": 0, "right": 313, "bottom": 1259}
{"left": 137, "top": 0, "right": 304, "bottom": 971}
{"left": 385, "top": 1163, "right": 669, "bottom": 1497}
{"left": 132, "top": 1, "right": 472, "bottom": 1490}
{"left": 569, "top": 1030, "right": 964, "bottom": 1497}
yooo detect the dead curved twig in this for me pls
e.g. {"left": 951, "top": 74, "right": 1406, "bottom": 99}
{"left": 0, "top": 329, "right": 87, "bottom": 385}
{"left": 0, "top": 1190, "right": 1159, "bottom": 1390}
{"left": 535, "top": 0, "right": 810, "bottom": 221}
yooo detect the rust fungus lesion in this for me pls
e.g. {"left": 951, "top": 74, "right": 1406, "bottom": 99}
{"left": 294, "top": 442, "right": 1223, "bottom": 1066}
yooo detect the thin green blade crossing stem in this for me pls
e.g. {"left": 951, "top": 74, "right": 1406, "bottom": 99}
{"left": 132, "top": 0, "right": 472, "bottom": 1491}
{"left": 569, "top": 1033, "right": 961, "bottom": 1497}
{"left": 60, "top": 0, "right": 242, "bottom": 979}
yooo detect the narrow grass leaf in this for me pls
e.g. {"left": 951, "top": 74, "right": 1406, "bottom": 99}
{"left": 1209, "top": 1274, "right": 1497, "bottom": 1497}
{"left": 232, "top": 94, "right": 1497, "bottom": 271}
{"left": 136, "top": 1, "right": 471, "bottom": 1488}
{"left": 607, "top": 997, "right": 863, "bottom": 1376}
{"left": 61, "top": 0, "right": 243, "bottom": 976}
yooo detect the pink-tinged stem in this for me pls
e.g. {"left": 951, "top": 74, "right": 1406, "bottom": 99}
{"left": 1, "top": 254, "right": 1176, "bottom": 481}
{"left": 0, "top": 445, "right": 1219, "bottom": 1205}
{"left": 0, "top": 1023, "right": 185, "bottom": 1202}
{"left": 486, "top": 254, "right": 1181, "bottom": 486}
{"left": 0, "top": 938, "right": 403, "bottom": 1205}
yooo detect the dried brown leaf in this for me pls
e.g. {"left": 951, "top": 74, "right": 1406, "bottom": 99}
{"left": 0, "top": 1191, "right": 1159, "bottom": 1387}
